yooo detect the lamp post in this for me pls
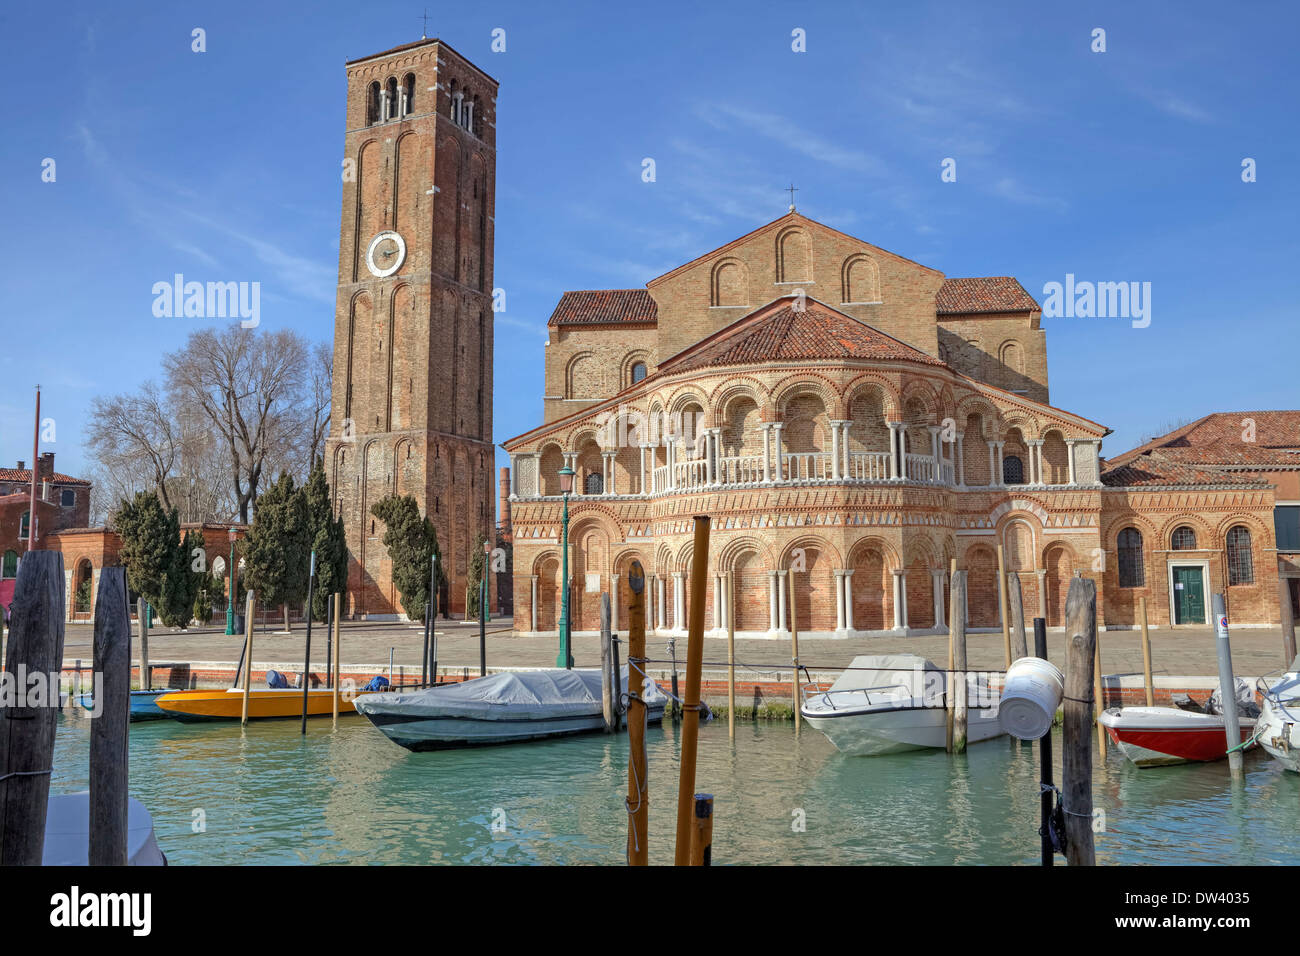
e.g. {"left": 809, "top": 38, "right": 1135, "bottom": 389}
{"left": 557, "top": 465, "right": 575, "bottom": 668}
{"left": 225, "top": 526, "right": 238, "bottom": 635}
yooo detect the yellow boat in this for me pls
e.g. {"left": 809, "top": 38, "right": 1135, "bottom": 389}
{"left": 155, "top": 686, "right": 368, "bottom": 722}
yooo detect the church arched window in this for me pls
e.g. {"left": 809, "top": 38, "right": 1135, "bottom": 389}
{"left": 366, "top": 82, "right": 381, "bottom": 126}
{"left": 402, "top": 73, "right": 415, "bottom": 116}
{"left": 1002, "top": 455, "right": 1024, "bottom": 484}
{"left": 1227, "top": 526, "right": 1254, "bottom": 585}
{"left": 1171, "top": 525, "right": 1197, "bottom": 550}
{"left": 1117, "top": 527, "right": 1144, "bottom": 587}
{"left": 385, "top": 77, "right": 398, "bottom": 121}
{"left": 584, "top": 473, "right": 603, "bottom": 495}
{"left": 631, "top": 362, "right": 647, "bottom": 384}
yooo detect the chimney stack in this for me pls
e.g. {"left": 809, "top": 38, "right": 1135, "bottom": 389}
{"left": 38, "top": 452, "right": 54, "bottom": 481}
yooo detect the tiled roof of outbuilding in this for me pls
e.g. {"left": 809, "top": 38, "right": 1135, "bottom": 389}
{"left": 547, "top": 290, "right": 659, "bottom": 327}
{"left": 936, "top": 277, "right": 1039, "bottom": 314}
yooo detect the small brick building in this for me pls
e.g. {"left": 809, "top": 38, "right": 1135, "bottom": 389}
{"left": 503, "top": 212, "right": 1297, "bottom": 637}
{"left": 0, "top": 453, "right": 91, "bottom": 612}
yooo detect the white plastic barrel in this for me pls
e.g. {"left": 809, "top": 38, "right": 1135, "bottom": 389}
{"left": 999, "top": 657, "right": 1064, "bottom": 740}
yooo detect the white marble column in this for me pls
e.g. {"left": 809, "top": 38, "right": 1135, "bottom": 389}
{"left": 995, "top": 440, "right": 1005, "bottom": 486}
{"left": 843, "top": 570, "right": 855, "bottom": 631}
{"left": 956, "top": 432, "right": 965, "bottom": 486}
{"left": 987, "top": 441, "right": 998, "bottom": 487}
{"left": 657, "top": 576, "right": 667, "bottom": 632}
{"left": 887, "top": 422, "right": 902, "bottom": 480}
{"left": 830, "top": 421, "right": 845, "bottom": 480}
{"left": 1067, "top": 440, "right": 1078, "bottom": 485}
{"left": 892, "top": 569, "right": 907, "bottom": 630}
{"left": 772, "top": 422, "right": 785, "bottom": 482}
{"left": 712, "top": 573, "right": 723, "bottom": 634}
{"left": 777, "top": 569, "right": 788, "bottom": 631}
{"left": 834, "top": 570, "right": 846, "bottom": 632}
{"left": 928, "top": 425, "right": 942, "bottom": 483}
{"left": 1090, "top": 439, "right": 1102, "bottom": 485}
{"left": 931, "top": 569, "right": 946, "bottom": 630}
{"left": 530, "top": 575, "right": 538, "bottom": 632}
{"left": 674, "top": 571, "right": 686, "bottom": 632}
{"left": 1036, "top": 569, "right": 1047, "bottom": 619}
{"left": 706, "top": 430, "right": 718, "bottom": 485}
{"left": 768, "top": 570, "right": 779, "bottom": 632}
{"left": 761, "top": 425, "right": 772, "bottom": 483}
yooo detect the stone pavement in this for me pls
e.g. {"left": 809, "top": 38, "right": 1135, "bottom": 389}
{"left": 55, "top": 616, "right": 1296, "bottom": 683}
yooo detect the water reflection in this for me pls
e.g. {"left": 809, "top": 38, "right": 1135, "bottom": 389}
{"left": 48, "top": 715, "right": 1298, "bottom": 866}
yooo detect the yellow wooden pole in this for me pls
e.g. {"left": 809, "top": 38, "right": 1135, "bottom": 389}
{"left": 625, "top": 562, "right": 648, "bottom": 866}
{"left": 240, "top": 591, "right": 255, "bottom": 726}
{"left": 1139, "top": 596, "right": 1154, "bottom": 706}
{"left": 332, "top": 592, "right": 342, "bottom": 728}
{"left": 726, "top": 569, "right": 735, "bottom": 741}
{"left": 673, "top": 516, "right": 710, "bottom": 866}
{"left": 789, "top": 569, "right": 800, "bottom": 732}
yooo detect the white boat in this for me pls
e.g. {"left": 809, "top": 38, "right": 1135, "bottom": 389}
{"left": 355, "top": 667, "right": 666, "bottom": 751}
{"left": 1257, "top": 660, "right": 1300, "bottom": 772}
{"left": 42, "top": 791, "right": 166, "bottom": 865}
{"left": 800, "top": 654, "right": 1005, "bottom": 756}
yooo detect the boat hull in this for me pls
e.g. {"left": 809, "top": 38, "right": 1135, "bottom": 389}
{"left": 802, "top": 703, "right": 1005, "bottom": 755}
{"left": 77, "top": 688, "right": 188, "bottom": 721}
{"left": 155, "top": 687, "right": 361, "bottom": 721}
{"left": 1099, "top": 707, "right": 1256, "bottom": 767}
{"left": 363, "top": 703, "right": 666, "bottom": 751}
{"left": 43, "top": 792, "right": 166, "bottom": 866}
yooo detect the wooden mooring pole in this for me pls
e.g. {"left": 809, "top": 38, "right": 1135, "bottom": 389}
{"left": 726, "top": 570, "right": 736, "bottom": 741}
{"left": 625, "top": 561, "right": 648, "bottom": 866}
{"left": 1033, "top": 617, "right": 1053, "bottom": 867}
{"left": 1139, "top": 596, "right": 1154, "bottom": 706}
{"left": 300, "top": 552, "right": 317, "bottom": 734}
{"left": 600, "top": 592, "right": 614, "bottom": 733}
{"left": 789, "top": 569, "right": 800, "bottom": 732}
{"left": 90, "top": 566, "right": 130, "bottom": 866}
{"left": 946, "top": 559, "right": 956, "bottom": 750}
{"left": 1008, "top": 572, "right": 1028, "bottom": 661}
{"left": 689, "top": 794, "right": 714, "bottom": 866}
{"left": 241, "top": 591, "right": 255, "bottom": 727}
{"left": 0, "top": 550, "right": 66, "bottom": 865}
{"left": 1212, "top": 593, "right": 1244, "bottom": 778}
{"left": 1062, "top": 576, "right": 1097, "bottom": 866}
{"left": 673, "top": 515, "right": 710, "bottom": 866}
{"left": 997, "top": 545, "right": 1012, "bottom": 669}
{"left": 1279, "top": 578, "right": 1298, "bottom": 665}
{"left": 331, "top": 593, "right": 342, "bottom": 728}
{"left": 947, "top": 570, "right": 968, "bottom": 754}
{"left": 136, "top": 597, "right": 150, "bottom": 692}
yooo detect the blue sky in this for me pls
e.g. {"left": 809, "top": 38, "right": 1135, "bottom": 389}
{"left": 2, "top": 0, "right": 1297, "bottom": 494}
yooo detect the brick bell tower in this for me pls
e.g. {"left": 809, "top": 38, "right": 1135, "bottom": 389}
{"left": 326, "top": 38, "right": 498, "bottom": 618}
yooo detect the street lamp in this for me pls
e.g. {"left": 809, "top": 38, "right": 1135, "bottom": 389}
{"left": 556, "top": 465, "right": 576, "bottom": 668}
{"left": 225, "top": 526, "right": 238, "bottom": 635}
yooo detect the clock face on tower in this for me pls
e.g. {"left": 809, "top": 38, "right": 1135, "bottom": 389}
{"left": 365, "top": 230, "right": 406, "bottom": 278}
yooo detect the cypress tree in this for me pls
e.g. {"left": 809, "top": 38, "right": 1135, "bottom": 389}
{"left": 304, "top": 459, "right": 348, "bottom": 621}
{"left": 370, "top": 494, "right": 444, "bottom": 621}
{"left": 244, "top": 472, "right": 311, "bottom": 631}
{"left": 113, "top": 491, "right": 171, "bottom": 610}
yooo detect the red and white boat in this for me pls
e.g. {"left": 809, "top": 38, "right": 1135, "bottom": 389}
{"left": 1099, "top": 706, "right": 1256, "bottom": 768}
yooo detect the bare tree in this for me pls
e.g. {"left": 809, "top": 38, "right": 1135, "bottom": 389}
{"left": 164, "top": 326, "right": 308, "bottom": 523}
{"left": 307, "top": 341, "right": 333, "bottom": 469}
{"left": 84, "top": 381, "right": 183, "bottom": 512}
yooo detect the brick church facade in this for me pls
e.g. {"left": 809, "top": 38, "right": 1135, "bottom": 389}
{"left": 325, "top": 38, "right": 498, "bottom": 617}
{"left": 503, "top": 212, "right": 1296, "bottom": 637}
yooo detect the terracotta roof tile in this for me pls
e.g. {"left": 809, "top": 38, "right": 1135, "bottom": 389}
{"left": 1106, "top": 411, "right": 1300, "bottom": 471}
{"left": 662, "top": 297, "right": 946, "bottom": 374}
{"left": 547, "top": 290, "right": 658, "bottom": 327}
{"left": 0, "top": 468, "right": 90, "bottom": 486}
{"left": 1100, "top": 456, "right": 1268, "bottom": 488}
{"left": 936, "top": 277, "right": 1039, "bottom": 314}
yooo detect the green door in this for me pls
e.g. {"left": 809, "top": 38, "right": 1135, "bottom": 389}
{"left": 1173, "top": 566, "right": 1205, "bottom": 624}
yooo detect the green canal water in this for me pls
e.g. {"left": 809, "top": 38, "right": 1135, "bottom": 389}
{"left": 50, "top": 713, "right": 1299, "bottom": 865}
